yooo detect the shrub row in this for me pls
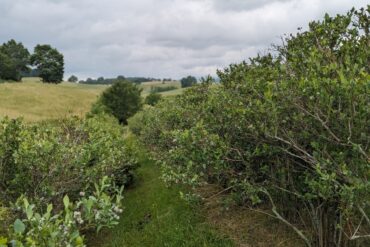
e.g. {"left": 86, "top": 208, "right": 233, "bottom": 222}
{"left": 0, "top": 114, "right": 138, "bottom": 246}
{"left": 150, "top": 86, "right": 178, "bottom": 93}
{"left": 129, "top": 7, "right": 370, "bottom": 247}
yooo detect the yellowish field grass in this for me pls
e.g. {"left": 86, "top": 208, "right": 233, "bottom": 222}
{"left": 0, "top": 78, "right": 184, "bottom": 122}
{"left": 0, "top": 78, "right": 106, "bottom": 121}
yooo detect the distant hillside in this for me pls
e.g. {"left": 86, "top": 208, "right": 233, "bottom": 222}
{"left": 79, "top": 76, "right": 163, "bottom": 85}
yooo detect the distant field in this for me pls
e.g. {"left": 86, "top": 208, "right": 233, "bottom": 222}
{"left": 0, "top": 78, "right": 106, "bottom": 121}
{"left": 139, "top": 80, "right": 184, "bottom": 97}
{"left": 0, "top": 78, "right": 184, "bottom": 121}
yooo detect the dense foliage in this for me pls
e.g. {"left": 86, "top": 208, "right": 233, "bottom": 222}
{"left": 68, "top": 75, "right": 78, "bottom": 83}
{"left": 150, "top": 86, "right": 177, "bottom": 93}
{"left": 99, "top": 81, "right": 143, "bottom": 124}
{"left": 129, "top": 7, "right": 370, "bottom": 247}
{"left": 180, "top": 76, "right": 197, "bottom": 88}
{"left": 79, "top": 76, "right": 161, "bottom": 85}
{"left": 0, "top": 115, "right": 138, "bottom": 245}
{"left": 30, "top": 44, "right": 64, "bottom": 83}
{"left": 0, "top": 40, "right": 30, "bottom": 82}
{"left": 144, "top": 92, "right": 162, "bottom": 106}
{"left": 80, "top": 77, "right": 118, "bottom": 85}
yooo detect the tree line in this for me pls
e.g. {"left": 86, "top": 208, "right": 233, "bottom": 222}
{"left": 78, "top": 75, "right": 198, "bottom": 88}
{"left": 78, "top": 76, "right": 162, "bottom": 85}
{"left": 0, "top": 39, "right": 64, "bottom": 83}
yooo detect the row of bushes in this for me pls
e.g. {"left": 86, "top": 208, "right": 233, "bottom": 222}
{"left": 129, "top": 7, "right": 369, "bottom": 247}
{"left": 150, "top": 86, "right": 178, "bottom": 93}
{"left": 0, "top": 114, "right": 138, "bottom": 246}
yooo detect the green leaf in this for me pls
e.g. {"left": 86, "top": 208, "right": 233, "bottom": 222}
{"left": 45, "top": 204, "right": 53, "bottom": 219}
{"left": 63, "top": 195, "right": 70, "bottom": 209}
{"left": 0, "top": 237, "right": 8, "bottom": 245}
{"left": 47, "top": 204, "right": 53, "bottom": 213}
{"left": 85, "top": 199, "right": 94, "bottom": 214}
{"left": 13, "top": 219, "right": 26, "bottom": 234}
{"left": 26, "top": 205, "right": 33, "bottom": 220}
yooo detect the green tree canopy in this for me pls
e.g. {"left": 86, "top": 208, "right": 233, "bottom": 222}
{"left": 0, "top": 39, "right": 30, "bottom": 81}
{"left": 180, "top": 75, "right": 197, "bottom": 88}
{"left": 145, "top": 92, "right": 162, "bottom": 106}
{"left": 68, "top": 75, "right": 78, "bottom": 83}
{"left": 100, "top": 80, "right": 143, "bottom": 124}
{"left": 31, "top": 44, "right": 64, "bottom": 83}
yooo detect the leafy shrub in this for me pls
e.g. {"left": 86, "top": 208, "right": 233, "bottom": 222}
{"left": 3, "top": 176, "right": 123, "bottom": 246}
{"left": 0, "top": 114, "right": 137, "bottom": 245}
{"left": 0, "top": 205, "right": 11, "bottom": 237}
{"left": 0, "top": 115, "right": 136, "bottom": 205}
{"left": 99, "top": 81, "right": 142, "bottom": 124}
{"left": 129, "top": 7, "right": 370, "bottom": 247}
{"left": 144, "top": 92, "right": 162, "bottom": 106}
{"left": 180, "top": 76, "right": 197, "bottom": 88}
{"left": 150, "top": 86, "right": 177, "bottom": 93}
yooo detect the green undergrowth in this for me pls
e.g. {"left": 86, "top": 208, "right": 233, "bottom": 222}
{"left": 89, "top": 143, "right": 234, "bottom": 247}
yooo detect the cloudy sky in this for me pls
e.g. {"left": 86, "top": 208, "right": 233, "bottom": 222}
{"left": 0, "top": 0, "right": 367, "bottom": 79}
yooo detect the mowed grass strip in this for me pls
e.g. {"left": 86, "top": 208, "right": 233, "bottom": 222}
{"left": 0, "top": 78, "right": 106, "bottom": 121}
{"left": 90, "top": 146, "right": 234, "bottom": 247}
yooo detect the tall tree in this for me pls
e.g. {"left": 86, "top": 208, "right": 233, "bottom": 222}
{"left": 180, "top": 75, "right": 197, "bottom": 88}
{"left": 100, "top": 81, "right": 142, "bottom": 124}
{"left": 31, "top": 44, "right": 64, "bottom": 83}
{"left": 0, "top": 39, "right": 30, "bottom": 81}
{"left": 68, "top": 75, "right": 78, "bottom": 83}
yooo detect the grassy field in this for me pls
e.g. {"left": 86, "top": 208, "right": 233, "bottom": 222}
{"left": 0, "top": 78, "right": 183, "bottom": 121}
{"left": 140, "top": 80, "right": 185, "bottom": 97}
{"left": 0, "top": 78, "right": 106, "bottom": 121}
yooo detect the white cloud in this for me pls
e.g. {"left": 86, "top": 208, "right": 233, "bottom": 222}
{"left": 0, "top": 0, "right": 367, "bottom": 79}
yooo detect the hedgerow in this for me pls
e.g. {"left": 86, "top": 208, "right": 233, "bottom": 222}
{"left": 129, "top": 7, "right": 370, "bottom": 246}
{"left": 0, "top": 114, "right": 137, "bottom": 246}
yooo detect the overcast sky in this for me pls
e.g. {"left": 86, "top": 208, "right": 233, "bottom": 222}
{"left": 0, "top": 0, "right": 367, "bottom": 79}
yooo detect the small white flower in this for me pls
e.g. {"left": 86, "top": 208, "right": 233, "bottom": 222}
{"left": 79, "top": 191, "right": 85, "bottom": 197}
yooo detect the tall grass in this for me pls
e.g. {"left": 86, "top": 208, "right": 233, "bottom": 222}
{"left": 89, "top": 140, "right": 234, "bottom": 247}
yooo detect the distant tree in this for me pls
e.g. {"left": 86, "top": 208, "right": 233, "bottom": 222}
{"left": 145, "top": 92, "right": 162, "bottom": 106}
{"left": 0, "top": 51, "right": 14, "bottom": 81}
{"left": 97, "top": 77, "right": 105, "bottom": 83}
{"left": 30, "top": 44, "right": 64, "bottom": 83}
{"left": 117, "top": 75, "right": 125, "bottom": 81}
{"left": 100, "top": 80, "right": 142, "bottom": 124}
{"left": 180, "top": 76, "right": 197, "bottom": 88}
{"left": 0, "top": 39, "right": 30, "bottom": 81}
{"left": 68, "top": 75, "right": 78, "bottom": 83}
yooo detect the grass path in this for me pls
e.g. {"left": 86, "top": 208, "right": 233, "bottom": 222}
{"left": 89, "top": 151, "right": 234, "bottom": 247}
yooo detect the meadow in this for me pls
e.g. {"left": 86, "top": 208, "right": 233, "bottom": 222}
{"left": 0, "top": 78, "right": 105, "bottom": 121}
{"left": 0, "top": 78, "right": 183, "bottom": 121}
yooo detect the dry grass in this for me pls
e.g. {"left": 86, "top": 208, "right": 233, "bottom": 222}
{"left": 198, "top": 185, "right": 305, "bottom": 247}
{"left": 0, "top": 78, "right": 106, "bottom": 121}
{"left": 0, "top": 78, "right": 184, "bottom": 122}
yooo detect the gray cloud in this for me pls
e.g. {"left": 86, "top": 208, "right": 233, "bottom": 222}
{"left": 0, "top": 0, "right": 367, "bottom": 79}
{"left": 209, "top": 0, "right": 293, "bottom": 12}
